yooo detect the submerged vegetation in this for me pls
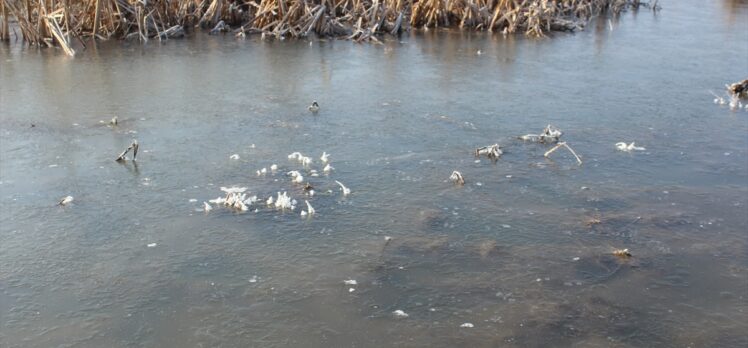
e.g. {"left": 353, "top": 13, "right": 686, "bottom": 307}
{"left": 0, "top": 0, "right": 658, "bottom": 55}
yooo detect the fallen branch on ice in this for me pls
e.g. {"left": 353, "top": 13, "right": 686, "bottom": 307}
{"left": 544, "top": 141, "right": 582, "bottom": 165}
{"left": 115, "top": 140, "right": 139, "bottom": 161}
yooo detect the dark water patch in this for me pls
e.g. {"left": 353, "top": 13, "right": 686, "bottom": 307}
{"left": 574, "top": 254, "right": 630, "bottom": 283}
{"left": 507, "top": 296, "right": 672, "bottom": 347}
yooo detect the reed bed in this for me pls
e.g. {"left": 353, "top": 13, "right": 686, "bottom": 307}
{"left": 0, "top": 0, "right": 657, "bottom": 55}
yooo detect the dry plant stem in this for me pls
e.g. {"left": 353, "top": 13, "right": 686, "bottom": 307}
{"left": 92, "top": 0, "right": 99, "bottom": 36}
{"left": 44, "top": 10, "right": 76, "bottom": 56}
{"left": 2, "top": 0, "right": 9, "bottom": 40}
{"left": 544, "top": 141, "right": 583, "bottom": 165}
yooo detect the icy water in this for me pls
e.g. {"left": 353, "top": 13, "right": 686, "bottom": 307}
{"left": 1, "top": 1, "right": 748, "bottom": 347}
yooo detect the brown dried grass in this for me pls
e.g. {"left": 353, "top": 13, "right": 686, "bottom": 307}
{"left": 0, "top": 0, "right": 656, "bottom": 55}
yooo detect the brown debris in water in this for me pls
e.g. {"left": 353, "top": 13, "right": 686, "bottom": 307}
{"left": 612, "top": 248, "right": 632, "bottom": 258}
{"left": 477, "top": 240, "right": 501, "bottom": 258}
{"left": 392, "top": 233, "right": 450, "bottom": 254}
{"left": 2, "top": 0, "right": 653, "bottom": 56}
{"left": 584, "top": 216, "right": 602, "bottom": 227}
{"left": 727, "top": 79, "right": 748, "bottom": 99}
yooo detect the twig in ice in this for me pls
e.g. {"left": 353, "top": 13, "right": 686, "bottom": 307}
{"left": 449, "top": 171, "right": 465, "bottom": 185}
{"left": 58, "top": 196, "right": 74, "bottom": 205}
{"left": 300, "top": 200, "right": 315, "bottom": 217}
{"left": 116, "top": 140, "right": 139, "bottom": 161}
{"left": 335, "top": 180, "right": 351, "bottom": 196}
{"left": 519, "top": 125, "right": 563, "bottom": 144}
{"left": 544, "top": 141, "right": 582, "bottom": 165}
{"left": 475, "top": 144, "right": 502, "bottom": 160}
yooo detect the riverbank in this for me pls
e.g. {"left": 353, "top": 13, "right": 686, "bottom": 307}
{"left": 1, "top": 0, "right": 659, "bottom": 56}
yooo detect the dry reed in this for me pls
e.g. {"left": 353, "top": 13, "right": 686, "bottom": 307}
{"left": 0, "top": 0, "right": 658, "bottom": 56}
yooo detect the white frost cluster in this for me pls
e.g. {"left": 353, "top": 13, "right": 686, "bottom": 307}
{"left": 615, "top": 142, "right": 646, "bottom": 152}
{"left": 204, "top": 186, "right": 258, "bottom": 212}
{"left": 288, "top": 152, "right": 312, "bottom": 166}
{"left": 199, "top": 150, "right": 351, "bottom": 218}
{"left": 392, "top": 310, "right": 409, "bottom": 318}
{"left": 287, "top": 170, "right": 304, "bottom": 184}
{"left": 274, "top": 191, "right": 295, "bottom": 210}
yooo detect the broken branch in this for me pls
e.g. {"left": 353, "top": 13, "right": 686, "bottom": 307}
{"left": 544, "top": 141, "right": 582, "bottom": 165}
